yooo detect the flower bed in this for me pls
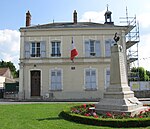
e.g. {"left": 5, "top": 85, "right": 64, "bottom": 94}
{"left": 59, "top": 104, "right": 150, "bottom": 128}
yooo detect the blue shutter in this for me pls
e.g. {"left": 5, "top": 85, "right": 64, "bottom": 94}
{"left": 95, "top": 40, "right": 101, "bottom": 57}
{"left": 40, "top": 41, "right": 46, "bottom": 58}
{"left": 57, "top": 70, "right": 62, "bottom": 90}
{"left": 51, "top": 70, "right": 56, "bottom": 90}
{"left": 105, "top": 40, "right": 111, "bottom": 57}
{"left": 24, "top": 42, "right": 30, "bottom": 58}
{"left": 85, "top": 41, "right": 90, "bottom": 57}
{"left": 85, "top": 70, "right": 90, "bottom": 89}
{"left": 91, "top": 70, "right": 96, "bottom": 89}
{"left": 105, "top": 68, "right": 110, "bottom": 89}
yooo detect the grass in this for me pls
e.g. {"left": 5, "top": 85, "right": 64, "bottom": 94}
{"left": 0, "top": 103, "right": 149, "bottom": 129}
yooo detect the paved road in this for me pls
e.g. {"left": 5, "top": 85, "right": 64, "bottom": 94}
{"left": 0, "top": 99, "right": 150, "bottom": 105}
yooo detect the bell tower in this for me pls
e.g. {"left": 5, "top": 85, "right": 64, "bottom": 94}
{"left": 104, "top": 5, "right": 114, "bottom": 24}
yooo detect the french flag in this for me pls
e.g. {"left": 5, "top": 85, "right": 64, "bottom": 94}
{"left": 70, "top": 37, "right": 78, "bottom": 61}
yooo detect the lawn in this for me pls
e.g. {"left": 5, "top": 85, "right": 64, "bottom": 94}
{"left": 0, "top": 103, "right": 149, "bottom": 129}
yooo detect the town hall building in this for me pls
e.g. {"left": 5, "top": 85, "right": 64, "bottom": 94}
{"left": 19, "top": 8, "right": 135, "bottom": 100}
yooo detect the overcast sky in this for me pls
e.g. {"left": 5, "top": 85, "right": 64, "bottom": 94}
{"left": 0, "top": 0, "right": 150, "bottom": 70}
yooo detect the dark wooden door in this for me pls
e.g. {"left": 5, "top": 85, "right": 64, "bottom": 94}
{"left": 31, "top": 71, "right": 41, "bottom": 96}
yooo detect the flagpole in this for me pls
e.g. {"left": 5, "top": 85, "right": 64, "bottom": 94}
{"left": 70, "top": 36, "right": 78, "bottom": 62}
{"left": 71, "top": 36, "right": 74, "bottom": 63}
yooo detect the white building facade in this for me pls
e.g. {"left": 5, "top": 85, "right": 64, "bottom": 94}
{"left": 19, "top": 10, "right": 131, "bottom": 100}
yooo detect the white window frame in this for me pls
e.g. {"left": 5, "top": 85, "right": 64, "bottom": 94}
{"left": 84, "top": 68, "right": 98, "bottom": 90}
{"left": 50, "top": 68, "right": 63, "bottom": 91}
{"left": 30, "top": 42, "right": 41, "bottom": 57}
{"left": 51, "top": 41, "right": 61, "bottom": 57}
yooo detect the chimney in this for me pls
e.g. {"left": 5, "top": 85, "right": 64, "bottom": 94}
{"left": 26, "top": 11, "right": 31, "bottom": 27}
{"left": 73, "top": 10, "right": 77, "bottom": 24}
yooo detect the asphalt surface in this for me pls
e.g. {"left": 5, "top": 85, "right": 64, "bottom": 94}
{"left": 0, "top": 98, "right": 150, "bottom": 105}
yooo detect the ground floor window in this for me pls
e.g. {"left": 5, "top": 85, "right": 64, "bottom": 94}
{"left": 84, "top": 68, "right": 97, "bottom": 90}
{"left": 50, "top": 69, "right": 62, "bottom": 91}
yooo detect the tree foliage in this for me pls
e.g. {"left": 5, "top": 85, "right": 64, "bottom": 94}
{"left": 130, "top": 67, "right": 150, "bottom": 81}
{"left": 0, "top": 60, "right": 18, "bottom": 78}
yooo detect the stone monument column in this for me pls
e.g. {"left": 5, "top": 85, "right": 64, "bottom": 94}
{"left": 96, "top": 43, "right": 146, "bottom": 115}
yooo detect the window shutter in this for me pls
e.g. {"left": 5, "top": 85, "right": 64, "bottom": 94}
{"left": 105, "top": 68, "right": 110, "bottom": 89}
{"left": 95, "top": 40, "right": 101, "bottom": 57}
{"left": 40, "top": 41, "right": 46, "bottom": 58}
{"left": 85, "top": 41, "right": 90, "bottom": 57}
{"left": 91, "top": 70, "right": 96, "bottom": 89}
{"left": 85, "top": 70, "right": 90, "bottom": 89}
{"left": 51, "top": 70, "right": 56, "bottom": 90}
{"left": 24, "top": 42, "right": 30, "bottom": 58}
{"left": 57, "top": 70, "right": 62, "bottom": 90}
{"left": 105, "top": 40, "right": 111, "bottom": 57}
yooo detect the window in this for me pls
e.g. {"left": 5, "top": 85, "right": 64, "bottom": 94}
{"left": 105, "top": 39, "right": 115, "bottom": 57}
{"left": 24, "top": 41, "right": 46, "bottom": 58}
{"left": 50, "top": 69, "right": 62, "bottom": 91}
{"left": 31, "top": 42, "right": 40, "bottom": 57}
{"left": 90, "top": 40, "right": 95, "bottom": 56}
{"left": 85, "top": 40, "right": 101, "bottom": 57}
{"left": 51, "top": 41, "right": 61, "bottom": 57}
{"left": 105, "top": 68, "right": 110, "bottom": 89}
{"left": 85, "top": 69, "right": 97, "bottom": 90}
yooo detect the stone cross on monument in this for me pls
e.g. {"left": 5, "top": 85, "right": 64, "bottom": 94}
{"left": 96, "top": 33, "right": 147, "bottom": 116}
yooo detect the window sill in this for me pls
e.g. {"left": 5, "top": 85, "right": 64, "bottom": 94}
{"left": 85, "top": 89, "right": 97, "bottom": 91}
{"left": 51, "top": 54, "right": 61, "bottom": 57}
{"left": 50, "top": 89, "right": 62, "bottom": 92}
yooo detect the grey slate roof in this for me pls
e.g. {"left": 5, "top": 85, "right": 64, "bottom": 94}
{"left": 20, "top": 22, "right": 125, "bottom": 30}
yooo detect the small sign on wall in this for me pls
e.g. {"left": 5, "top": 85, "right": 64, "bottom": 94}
{"left": 71, "top": 67, "right": 75, "bottom": 70}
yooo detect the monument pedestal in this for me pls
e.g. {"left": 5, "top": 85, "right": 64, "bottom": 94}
{"left": 96, "top": 44, "right": 147, "bottom": 116}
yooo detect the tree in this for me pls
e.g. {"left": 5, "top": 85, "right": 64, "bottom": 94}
{"left": 0, "top": 60, "right": 18, "bottom": 78}
{"left": 130, "top": 67, "right": 149, "bottom": 81}
{"left": 146, "top": 70, "right": 150, "bottom": 79}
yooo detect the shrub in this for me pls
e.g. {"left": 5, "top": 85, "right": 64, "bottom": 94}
{"left": 59, "top": 104, "right": 150, "bottom": 128}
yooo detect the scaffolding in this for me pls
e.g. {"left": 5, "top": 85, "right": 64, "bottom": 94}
{"left": 120, "top": 14, "right": 140, "bottom": 81}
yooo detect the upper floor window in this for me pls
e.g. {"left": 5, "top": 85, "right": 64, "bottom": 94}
{"left": 51, "top": 41, "right": 61, "bottom": 57}
{"left": 24, "top": 41, "right": 46, "bottom": 58}
{"left": 85, "top": 40, "right": 101, "bottom": 57}
{"left": 84, "top": 68, "right": 97, "bottom": 90}
{"left": 105, "top": 39, "right": 115, "bottom": 57}
{"left": 31, "top": 42, "right": 40, "bottom": 57}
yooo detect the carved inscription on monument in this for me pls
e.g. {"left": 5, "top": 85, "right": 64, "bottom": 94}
{"left": 119, "top": 52, "right": 127, "bottom": 83}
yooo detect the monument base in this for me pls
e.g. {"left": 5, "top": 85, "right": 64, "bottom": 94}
{"left": 96, "top": 96, "right": 148, "bottom": 116}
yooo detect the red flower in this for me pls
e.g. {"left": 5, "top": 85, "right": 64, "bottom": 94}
{"left": 94, "top": 115, "right": 99, "bottom": 118}
{"left": 106, "top": 112, "right": 112, "bottom": 117}
{"left": 91, "top": 112, "right": 98, "bottom": 118}
{"left": 121, "top": 113, "right": 126, "bottom": 116}
{"left": 139, "top": 116, "right": 143, "bottom": 118}
{"left": 83, "top": 104, "right": 86, "bottom": 109}
{"left": 84, "top": 113, "right": 90, "bottom": 116}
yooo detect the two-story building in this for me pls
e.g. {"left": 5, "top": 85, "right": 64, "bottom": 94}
{"left": 19, "top": 9, "right": 133, "bottom": 100}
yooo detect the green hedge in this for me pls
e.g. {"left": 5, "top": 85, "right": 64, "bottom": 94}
{"left": 59, "top": 110, "right": 150, "bottom": 128}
